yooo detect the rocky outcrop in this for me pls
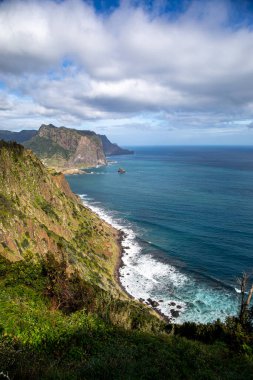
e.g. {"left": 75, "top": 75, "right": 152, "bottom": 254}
{"left": 147, "top": 298, "right": 159, "bottom": 307}
{"left": 24, "top": 124, "right": 107, "bottom": 170}
{"left": 99, "top": 134, "right": 134, "bottom": 156}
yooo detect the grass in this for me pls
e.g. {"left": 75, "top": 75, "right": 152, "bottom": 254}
{"left": 0, "top": 255, "right": 253, "bottom": 380}
{"left": 24, "top": 136, "right": 72, "bottom": 160}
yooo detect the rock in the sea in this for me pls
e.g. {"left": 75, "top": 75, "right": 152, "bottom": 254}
{"left": 177, "top": 305, "right": 182, "bottom": 309}
{"left": 147, "top": 298, "right": 159, "bottom": 307}
{"left": 169, "top": 302, "right": 176, "bottom": 306}
{"left": 159, "top": 299, "right": 164, "bottom": 302}
{"left": 171, "top": 309, "right": 180, "bottom": 318}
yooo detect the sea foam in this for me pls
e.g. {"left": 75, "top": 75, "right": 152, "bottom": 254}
{"left": 79, "top": 194, "right": 238, "bottom": 323}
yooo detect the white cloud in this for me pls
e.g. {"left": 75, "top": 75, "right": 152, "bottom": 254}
{"left": 0, "top": 0, "right": 253, "bottom": 144}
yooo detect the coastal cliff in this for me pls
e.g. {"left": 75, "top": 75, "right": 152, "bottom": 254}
{"left": 99, "top": 134, "right": 134, "bottom": 156}
{"left": 24, "top": 124, "right": 107, "bottom": 171}
{"left": 0, "top": 125, "right": 134, "bottom": 171}
{"left": 21, "top": 124, "right": 106, "bottom": 171}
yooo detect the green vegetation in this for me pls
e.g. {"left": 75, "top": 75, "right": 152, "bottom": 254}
{"left": 1, "top": 255, "right": 253, "bottom": 380}
{"left": 0, "top": 139, "right": 123, "bottom": 292}
{"left": 0, "top": 141, "right": 253, "bottom": 379}
{"left": 24, "top": 135, "right": 72, "bottom": 160}
{"left": 35, "top": 195, "right": 60, "bottom": 221}
{"left": 0, "top": 139, "right": 25, "bottom": 155}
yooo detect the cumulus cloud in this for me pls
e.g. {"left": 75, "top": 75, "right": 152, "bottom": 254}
{"left": 0, "top": 0, "right": 253, "bottom": 143}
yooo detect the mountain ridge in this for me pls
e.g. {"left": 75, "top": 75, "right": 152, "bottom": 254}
{"left": 24, "top": 124, "right": 107, "bottom": 170}
{"left": 99, "top": 134, "right": 134, "bottom": 156}
{"left": 0, "top": 125, "right": 134, "bottom": 171}
{"left": 0, "top": 129, "right": 37, "bottom": 143}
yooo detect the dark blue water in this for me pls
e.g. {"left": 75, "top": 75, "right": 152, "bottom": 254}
{"left": 67, "top": 146, "right": 253, "bottom": 323}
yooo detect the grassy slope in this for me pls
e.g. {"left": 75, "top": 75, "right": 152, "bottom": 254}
{"left": 24, "top": 135, "right": 75, "bottom": 168}
{"left": 0, "top": 141, "right": 253, "bottom": 379}
{"left": 1, "top": 256, "right": 252, "bottom": 380}
{"left": 0, "top": 140, "right": 118, "bottom": 290}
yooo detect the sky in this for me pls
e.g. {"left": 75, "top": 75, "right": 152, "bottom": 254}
{"left": 1, "top": 0, "right": 253, "bottom": 145}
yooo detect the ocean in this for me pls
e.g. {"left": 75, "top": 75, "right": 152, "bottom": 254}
{"left": 66, "top": 146, "right": 253, "bottom": 323}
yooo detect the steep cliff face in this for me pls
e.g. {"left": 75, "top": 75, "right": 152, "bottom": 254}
{"left": 24, "top": 124, "right": 107, "bottom": 170}
{"left": 99, "top": 134, "right": 134, "bottom": 156}
{"left": 0, "top": 140, "right": 120, "bottom": 295}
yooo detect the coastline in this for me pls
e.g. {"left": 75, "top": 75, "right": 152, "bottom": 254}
{"left": 115, "top": 228, "right": 170, "bottom": 322}
{"left": 115, "top": 229, "right": 135, "bottom": 300}
{"left": 64, "top": 149, "right": 241, "bottom": 325}
{"left": 77, "top": 193, "right": 167, "bottom": 321}
{"left": 62, "top": 163, "right": 107, "bottom": 175}
{"left": 61, "top": 168, "right": 87, "bottom": 175}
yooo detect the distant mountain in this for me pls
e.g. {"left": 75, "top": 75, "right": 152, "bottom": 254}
{"left": 23, "top": 124, "right": 106, "bottom": 170}
{"left": 0, "top": 125, "right": 133, "bottom": 170}
{"left": 99, "top": 134, "right": 134, "bottom": 156}
{"left": 0, "top": 129, "right": 37, "bottom": 143}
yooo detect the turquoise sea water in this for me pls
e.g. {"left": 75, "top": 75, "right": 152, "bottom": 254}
{"left": 67, "top": 146, "right": 253, "bottom": 323}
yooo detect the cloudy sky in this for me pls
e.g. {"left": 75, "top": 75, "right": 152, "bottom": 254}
{"left": 0, "top": 0, "right": 253, "bottom": 145}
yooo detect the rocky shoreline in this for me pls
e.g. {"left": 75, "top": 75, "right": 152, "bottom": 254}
{"left": 115, "top": 230, "right": 135, "bottom": 300}
{"left": 61, "top": 168, "right": 87, "bottom": 175}
{"left": 76, "top": 190, "right": 171, "bottom": 323}
{"left": 115, "top": 229, "right": 171, "bottom": 323}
